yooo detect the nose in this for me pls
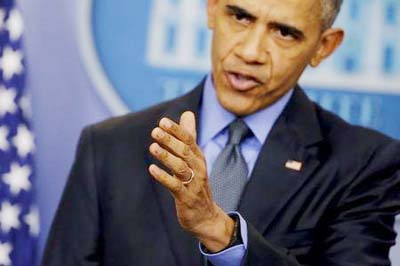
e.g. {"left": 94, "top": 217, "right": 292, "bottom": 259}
{"left": 235, "top": 24, "right": 268, "bottom": 64}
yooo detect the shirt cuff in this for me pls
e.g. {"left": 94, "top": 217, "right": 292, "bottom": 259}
{"left": 199, "top": 212, "right": 248, "bottom": 266}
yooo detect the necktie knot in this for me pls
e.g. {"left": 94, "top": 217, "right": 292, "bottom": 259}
{"left": 228, "top": 119, "right": 251, "bottom": 145}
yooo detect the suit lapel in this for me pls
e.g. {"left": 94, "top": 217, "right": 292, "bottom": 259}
{"left": 149, "top": 82, "right": 204, "bottom": 266}
{"left": 238, "top": 87, "right": 324, "bottom": 234}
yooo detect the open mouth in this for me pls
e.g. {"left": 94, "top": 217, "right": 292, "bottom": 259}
{"left": 225, "top": 71, "right": 262, "bottom": 91}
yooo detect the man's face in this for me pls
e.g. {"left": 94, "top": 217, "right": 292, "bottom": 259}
{"left": 207, "top": 0, "right": 342, "bottom": 116}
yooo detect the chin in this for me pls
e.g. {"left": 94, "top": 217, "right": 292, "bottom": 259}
{"left": 219, "top": 96, "right": 257, "bottom": 117}
{"left": 215, "top": 83, "right": 263, "bottom": 116}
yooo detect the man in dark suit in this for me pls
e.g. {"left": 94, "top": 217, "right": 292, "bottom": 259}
{"left": 43, "top": 0, "right": 400, "bottom": 265}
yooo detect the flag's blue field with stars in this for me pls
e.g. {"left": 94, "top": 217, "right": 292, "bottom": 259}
{"left": 0, "top": 0, "right": 39, "bottom": 265}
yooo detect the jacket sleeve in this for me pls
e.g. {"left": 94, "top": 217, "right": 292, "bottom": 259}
{"left": 42, "top": 126, "right": 102, "bottom": 266}
{"left": 242, "top": 141, "right": 400, "bottom": 266}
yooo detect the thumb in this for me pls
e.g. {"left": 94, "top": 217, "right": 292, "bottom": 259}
{"left": 180, "top": 111, "right": 197, "bottom": 141}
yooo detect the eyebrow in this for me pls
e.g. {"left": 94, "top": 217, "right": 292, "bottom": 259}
{"left": 225, "top": 5, "right": 256, "bottom": 21}
{"left": 225, "top": 4, "right": 305, "bottom": 40}
{"left": 269, "top": 21, "right": 305, "bottom": 39}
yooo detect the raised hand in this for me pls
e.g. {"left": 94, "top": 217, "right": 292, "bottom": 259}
{"left": 148, "top": 111, "right": 235, "bottom": 252}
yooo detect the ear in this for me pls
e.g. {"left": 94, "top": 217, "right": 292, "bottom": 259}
{"left": 207, "top": 0, "right": 218, "bottom": 29}
{"left": 310, "top": 28, "right": 344, "bottom": 67}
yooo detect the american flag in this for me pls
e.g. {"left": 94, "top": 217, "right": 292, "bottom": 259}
{"left": 0, "top": 1, "right": 39, "bottom": 265}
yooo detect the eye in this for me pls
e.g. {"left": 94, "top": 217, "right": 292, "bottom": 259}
{"left": 225, "top": 5, "right": 255, "bottom": 26}
{"left": 273, "top": 25, "right": 304, "bottom": 42}
{"left": 233, "top": 13, "right": 251, "bottom": 25}
{"left": 277, "top": 27, "right": 297, "bottom": 40}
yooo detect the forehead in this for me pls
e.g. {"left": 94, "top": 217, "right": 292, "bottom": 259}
{"left": 222, "top": 0, "right": 322, "bottom": 28}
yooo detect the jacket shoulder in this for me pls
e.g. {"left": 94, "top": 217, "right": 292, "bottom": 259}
{"left": 85, "top": 79, "right": 204, "bottom": 140}
{"left": 313, "top": 103, "right": 400, "bottom": 170}
{"left": 86, "top": 94, "right": 187, "bottom": 141}
{"left": 315, "top": 103, "right": 397, "bottom": 147}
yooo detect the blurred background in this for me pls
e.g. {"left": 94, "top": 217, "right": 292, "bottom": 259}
{"left": 0, "top": 0, "right": 398, "bottom": 264}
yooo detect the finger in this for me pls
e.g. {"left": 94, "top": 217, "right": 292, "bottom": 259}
{"left": 149, "top": 142, "right": 193, "bottom": 180}
{"left": 180, "top": 111, "right": 197, "bottom": 141}
{"left": 159, "top": 118, "right": 201, "bottom": 156}
{"left": 148, "top": 164, "right": 183, "bottom": 195}
{"left": 151, "top": 127, "right": 196, "bottom": 167}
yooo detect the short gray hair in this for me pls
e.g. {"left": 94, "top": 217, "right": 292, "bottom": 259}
{"left": 321, "top": 0, "right": 343, "bottom": 29}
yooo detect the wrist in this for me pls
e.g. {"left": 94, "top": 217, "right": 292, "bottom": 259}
{"left": 196, "top": 206, "right": 235, "bottom": 252}
{"left": 225, "top": 213, "right": 242, "bottom": 247}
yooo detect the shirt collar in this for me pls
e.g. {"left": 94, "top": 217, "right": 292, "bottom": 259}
{"left": 199, "top": 74, "right": 293, "bottom": 147}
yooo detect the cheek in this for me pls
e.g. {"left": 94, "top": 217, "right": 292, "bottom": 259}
{"left": 260, "top": 46, "right": 313, "bottom": 96}
{"left": 213, "top": 20, "right": 245, "bottom": 64}
{"left": 276, "top": 43, "right": 311, "bottom": 62}
{"left": 271, "top": 44, "right": 314, "bottom": 78}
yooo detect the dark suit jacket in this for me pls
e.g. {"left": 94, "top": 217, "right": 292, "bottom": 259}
{"left": 42, "top": 83, "right": 400, "bottom": 266}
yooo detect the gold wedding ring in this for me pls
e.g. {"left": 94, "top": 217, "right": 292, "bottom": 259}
{"left": 182, "top": 168, "right": 194, "bottom": 185}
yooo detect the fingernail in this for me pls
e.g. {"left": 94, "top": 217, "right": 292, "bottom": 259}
{"left": 150, "top": 143, "right": 160, "bottom": 154}
{"left": 149, "top": 165, "right": 158, "bottom": 174}
{"left": 162, "top": 118, "right": 172, "bottom": 129}
{"left": 156, "top": 129, "right": 165, "bottom": 138}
